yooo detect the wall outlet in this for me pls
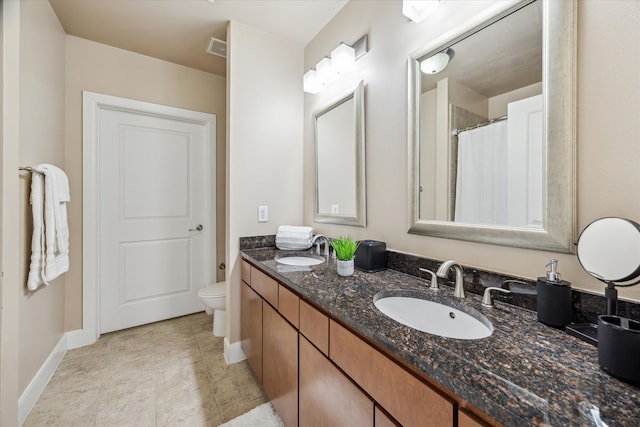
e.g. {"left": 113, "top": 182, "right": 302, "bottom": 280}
{"left": 331, "top": 204, "right": 340, "bottom": 214}
{"left": 258, "top": 205, "right": 269, "bottom": 222}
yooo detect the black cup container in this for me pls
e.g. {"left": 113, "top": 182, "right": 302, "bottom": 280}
{"left": 598, "top": 315, "right": 640, "bottom": 385}
{"left": 536, "top": 278, "right": 572, "bottom": 328}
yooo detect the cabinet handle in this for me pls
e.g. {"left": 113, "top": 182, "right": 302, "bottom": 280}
{"left": 189, "top": 224, "right": 204, "bottom": 231}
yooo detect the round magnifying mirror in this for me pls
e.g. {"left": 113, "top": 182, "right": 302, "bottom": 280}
{"left": 577, "top": 217, "right": 640, "bottom": 283}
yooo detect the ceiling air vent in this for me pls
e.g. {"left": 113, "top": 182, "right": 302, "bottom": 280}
{"left": 207, "top": 38, "right": 227, "bottom": 58}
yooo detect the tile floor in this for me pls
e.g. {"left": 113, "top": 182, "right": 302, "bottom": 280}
{"left": 24, "top": 312, "right": 267, "bottom": 426}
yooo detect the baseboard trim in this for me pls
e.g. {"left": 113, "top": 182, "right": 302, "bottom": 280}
{"left": 18, "top": 334, "right": 67, "bottom": 425}
{"left": 65, "top": 327, "right": 98, "bottom": 350}
{"left": 224, "top": 337, "right": 246, "bottom": 364}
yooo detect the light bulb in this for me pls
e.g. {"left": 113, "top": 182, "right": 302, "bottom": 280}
{"left": 331, "top": 43, "right": 356, "bottom": 75}
{"left": 303, "top": 69, "right": 322, "bottom": 94}
{"left": 420, "top": 51, "right": 450, "bottom": 74}
{"left": 403, "top": 0, "right": 439, "bottom": 23}
{"left": 316, "top": 57, "right": 338, "bottom": 85}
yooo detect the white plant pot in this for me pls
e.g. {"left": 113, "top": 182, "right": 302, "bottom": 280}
{"left": 337, "top": 259, "right": 355, "bottom": 277}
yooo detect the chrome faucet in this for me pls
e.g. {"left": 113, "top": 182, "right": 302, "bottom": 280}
{"left": 311, "top": 234, "right": 330, "bottom": 256}
{"left": 436, "top": 260, "right": 465, "bottom": 299}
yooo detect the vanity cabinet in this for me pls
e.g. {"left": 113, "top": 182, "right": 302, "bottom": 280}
{"left": 240, "top": 258, "right": 495, "bottom": 427}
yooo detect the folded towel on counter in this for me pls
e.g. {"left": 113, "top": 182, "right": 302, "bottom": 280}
{"left": 275, "top": 240, "right": 313, "bottom": 251}
{"left": 276, "top": 225, "right": 314, "bottom": 250}
{"left": 276, "top": 231, "right": 314, "bottom": 240}
{"left": 275, "top": 237, "right": 313, "bottom": 245}
{"left": 277, "top": 225, "right": 313, "bottom": 235}
{"left": 27, "top": 164, "right": 70, "bottom": 291}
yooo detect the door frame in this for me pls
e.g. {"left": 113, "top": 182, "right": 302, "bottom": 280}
{"left": 79, "top": 91, "right": 216, "bottom": 346}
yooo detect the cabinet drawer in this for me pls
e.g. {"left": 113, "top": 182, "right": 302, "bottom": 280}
{"left": 251, "top": 266, "right": 278, "bottom": 308}
{"left": 241, "top": 259, "right": 251, "bottom": 284}
{"left": 299, "top": 300, "right": 329, "bottom": 356}
{"left": 330, "top": 321, "right": 454, "bottom": 427}
{"left": 278, "top": 285, "right": 299, "bottom": 328}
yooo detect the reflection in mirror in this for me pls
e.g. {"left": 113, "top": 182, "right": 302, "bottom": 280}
{"left": 314, "top": 81, "right": 366, "bottom": 226}
{"left": 408, "top": 0, "right": 576, "bottom": 252}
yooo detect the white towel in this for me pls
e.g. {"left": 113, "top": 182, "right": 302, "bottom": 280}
{"left": 277, "top": 225, "right": 313, "bottom": 235}
{"left": 27, "top": 164, "right": 70, "bottom": 290}
{"left": 276, "top": 231, "right": 313, "bottom": 240}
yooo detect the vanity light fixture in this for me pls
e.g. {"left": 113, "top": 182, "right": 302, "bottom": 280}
{"left": 303, "top": 34, "right": 368, "bottom": 94}
{"left": 420, "top": 48, "right": 454, "bottom": 74}
{"left": 403, "top": 0, "right": 439, "bottom": 23}
{"left": 316, "top": 57, "right": 338, "bottom": 85}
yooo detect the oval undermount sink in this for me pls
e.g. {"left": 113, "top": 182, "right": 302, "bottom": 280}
{"left": 275, "top": 255, "right": 325, "bottom": 267}
{"left": 374, "top": 294, "right": 493, "bottom": 340}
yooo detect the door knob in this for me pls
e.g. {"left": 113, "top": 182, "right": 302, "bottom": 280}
{"left": 189, "top": 224, "right": 204, "bottom": 231}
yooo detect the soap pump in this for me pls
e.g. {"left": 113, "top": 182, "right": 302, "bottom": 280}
{"left": 536, "top": 259, "right": 573, "bottom": 328}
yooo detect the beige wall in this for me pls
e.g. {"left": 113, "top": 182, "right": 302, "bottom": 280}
{"left": 227, "top": 21, "right": 303, "bottom": 345}
{"left": 16, "top": 0, "right": 67, "bottom": 396}
{"left": 1, "top": 1, "right": 22, "bottom": 424}
{"left": 304, "top": 1, "right": 640, "bottom": 301}
{"left": 65, "top": 36, "right": 227, "bottom": 330}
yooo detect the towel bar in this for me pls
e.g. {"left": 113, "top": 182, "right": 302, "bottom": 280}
{"left": 19, "top": 166, "right": 44, "bottom": 176}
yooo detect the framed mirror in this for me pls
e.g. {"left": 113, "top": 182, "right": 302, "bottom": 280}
{"left": 408, "top": 0, "right": 576, "bottom": 253}
{"left": 314, "top": 81, "right": 366, "bottom": 227}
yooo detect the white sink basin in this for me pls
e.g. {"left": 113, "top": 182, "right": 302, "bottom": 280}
{"left": 275, "top": 255, "right": 325, "bottom": 267}
{"left": 374, "top": 295, "right": 493, "bottom": 340}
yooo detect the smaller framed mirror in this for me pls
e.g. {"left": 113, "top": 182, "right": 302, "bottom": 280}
{"left": 577, "top": 217, "right": 640, "bottom": 284}
{"left": 314, "top": 81, "right": 366, "bottom": 227}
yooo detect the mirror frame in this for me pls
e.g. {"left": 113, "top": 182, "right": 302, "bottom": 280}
{"left": 407, "top": 0, "right": 576, "bottom": 253}
{"left": 314, "top": 81, "right": 366, "bottom": 227}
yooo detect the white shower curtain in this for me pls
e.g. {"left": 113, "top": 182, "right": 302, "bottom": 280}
{"left": 454, "top": 121, "right": 508, "bottom": 225}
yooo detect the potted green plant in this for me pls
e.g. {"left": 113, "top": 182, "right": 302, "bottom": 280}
{"left": 330, "top": 236, "right": 360, "bottom": 277}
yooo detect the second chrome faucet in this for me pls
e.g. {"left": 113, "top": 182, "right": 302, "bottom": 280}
{"left": 436, "top": 260, "right": 465, "bottom": 299}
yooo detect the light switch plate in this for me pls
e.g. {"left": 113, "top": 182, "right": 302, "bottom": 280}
{"left": 258, "top": 205, "right": 268, "bottom": 222}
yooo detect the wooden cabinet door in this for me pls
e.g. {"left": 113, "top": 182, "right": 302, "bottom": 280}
{"left": 300, "top": 336, "right": 374, "bottom": 426}
{"left": 458, "top": 409, "right": 491, "bottom": 427}
{"left": 330, "top": 321, "right": 454, "bottom": 427}
{"left": 240, "top": 281, "right": 263, "bottom": 382}
{"left": 263, "top": 304, "right": 298, "bottom": 427}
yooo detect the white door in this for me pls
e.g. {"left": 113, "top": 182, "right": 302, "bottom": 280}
{"left": 98, "top": 105, "right": 213, "bottom": 333}
{"left": 507, "top": 94, "right": 543, "bottom": 228}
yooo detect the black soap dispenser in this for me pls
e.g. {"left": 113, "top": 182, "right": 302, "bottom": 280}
{"left": 537, "top": 259, "right": 572, "bottom": 328}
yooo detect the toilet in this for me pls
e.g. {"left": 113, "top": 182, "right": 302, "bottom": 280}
{"left": 198, "top": 282, "right": 227, "bottom": 337}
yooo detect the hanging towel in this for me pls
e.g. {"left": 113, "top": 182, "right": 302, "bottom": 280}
{"left": 27, "top": 164, "right": 70, "bottom": 290}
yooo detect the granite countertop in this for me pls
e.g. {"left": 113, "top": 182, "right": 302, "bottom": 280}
{"left": 241, "top": 247, "right": 640, "bottom": 427}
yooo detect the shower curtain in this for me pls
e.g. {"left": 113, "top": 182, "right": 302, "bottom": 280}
{"left": 454, "top": 121, "right": 508, "bottom": 225}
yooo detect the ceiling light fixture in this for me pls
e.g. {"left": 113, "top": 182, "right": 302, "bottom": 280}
{"left": 303, "top": 34, "right": 368, "bottom": 94}
{"left": 420, "top": 48, "right": 454, "bottom": 74}
{"left": 403, "top": 0, "right": 440, "bottom": 23}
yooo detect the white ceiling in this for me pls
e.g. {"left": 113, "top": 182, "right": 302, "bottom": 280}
{"left": 49, "top": 0, "right": 349, "bottom": 77}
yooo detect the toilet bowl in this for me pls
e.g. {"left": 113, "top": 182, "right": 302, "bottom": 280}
{"left": 198, "top": 282, "right": 226, "bottom": 337}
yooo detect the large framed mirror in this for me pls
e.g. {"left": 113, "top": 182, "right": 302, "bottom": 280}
{"left": 408, "top": 0, "right": 576, "bottom": 253}
{"left": 314, "top": 81, "right": 366, "bottom": 227}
